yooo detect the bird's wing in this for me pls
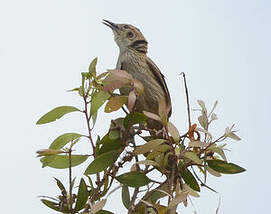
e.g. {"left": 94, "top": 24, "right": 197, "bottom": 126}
{"left": 145, "top": 57, "right": 172, "bottom": 117}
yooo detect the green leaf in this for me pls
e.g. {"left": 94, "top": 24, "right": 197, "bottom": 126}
{"left": 36, "top": 106, "right": 80, "bottom": 124}
{"left": 67, "top": 87, "right": 79, "bottom": 92}
{"left": 54, "top": 178, "right": 67, "bottom": 195}
{"left": 197, "top": 100, "right": 207, "bottom": 114}
{"left": 123, "top": 112, "right": 147, "bottom": 128}
{"left": 116, "top": 172, "right": 150, "bottom": 188}
{"left": 208, "top": 146, "right": 227, "bottom": 162}
{"left": 122, "top": 185, "right": 130, "bottom": 209}
{"left": 167, "top": 122, "right": 180, "bottom": 142}
{"left": 79, "top": 86, "right": 84, "bottom": 97}
{"left": 198, "top": 115, "right": 208, "bottom": 130}
{"left": 153, "top": 144, "right": 172, "bottom": 153}
{"left": 207, "top": 160, "right": 246, "bottom": 174}
{"left": 206, "top": 166, "right": 221, "bottom": 177}
{"left": 141, "top": 182, "right": 170, "bottom": 203}
{"left": 39, "top": 155, "right": 57, "bottom": 167}
{"left": 89, "top": 57, "right": 98, "bottom": 77}
{"left": 179, "top": 166, "right": 200, "bottom": 192}
{"left": 108, "top": 130, "right": 120, "bottom": 140}
{"left": 146, "top": 151, "right": 162, "bottom": 160}
{"left": 71, "top": 177, "right": 76, "bottom": 189}
{"left": 104, "top": 96, "right": 127, "bottom": 113}
{"left": 92, "top": 111, "right": 98, "bottom": 128}
{"left": 41, "top": 199, "right": 60, "bottom": 212}
{"left": 136, "top": 160, "right": 160, "bottom": 168}
{"left": 183, "top": 152, "right": 202, "bottom": 165}
{"left": 85, "top": 150, "right": 120, "bottom": 175}
{"left": 162, "top": 152, "right": 172, "bottom": 169}
{"left": 40, "top": 155, "right": 89, "bottom": 169}
{"left": 95, "top": 136, "right": 102, "bottom": 156}
{"left": 36, "top": 149, "right": 64, "bottom": 157}
{"left": 134, "top": 139, "right": 167, "bottom": 155}
{"left": 90, "top": 90, "right": 111, "bottom": 116}
{"left": 74, "top": 178, "right": 88, "bottom": 211}
{"left": 49, "top": 133, "right": 83, "bottom": 149}
{"left": 99, "top": 134, "right": 124, "bottom": 154}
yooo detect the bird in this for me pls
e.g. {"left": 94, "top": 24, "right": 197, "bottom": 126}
{"left": 103, "top": 20, "right": 172, "bottom": 131}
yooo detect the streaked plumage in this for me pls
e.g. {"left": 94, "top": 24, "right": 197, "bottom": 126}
{"left": 103, "top": 20, "right": 172, "bottom": 129}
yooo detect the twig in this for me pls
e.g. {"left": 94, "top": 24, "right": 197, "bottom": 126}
{"left": 128, "top": 138, "right": 140, "bottom": 214}
{"left": 191, "top": 166, "right": 217, "bottom": 193}
{"left": 199, "top": 135, "right": 225, "bottom": 156}
{"left": 68, "top": 148, "right": 73, "bottom": 213}
{"left": 128, "top": 188, "right": 139, "bottom": 214}
{"left": 216, "top": 196, "right": 221, "bottom": 214}
{"left": 83, "top": 95, "right": 95, "bottom": 156}
{"left": 180, "top": 72, "right": 191, "bottom": 128}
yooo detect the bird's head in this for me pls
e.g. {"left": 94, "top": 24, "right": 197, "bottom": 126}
{"left": 103, "top": 20, "right": 148, "bottom": 54}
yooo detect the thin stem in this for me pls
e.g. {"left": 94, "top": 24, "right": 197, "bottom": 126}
{"left": 180, "top": 72, "right": 191, "bottom": 128}
{"left": 191, "top": 166, "right": 217, "bottom": 193}
{"left": 128, "top": 188, "right": 139, "bottom": 214}
{"left": 83, "top": 95, "right": 95, "bottom": 156}
{"left": 199, "top": 135, "right": 225, "bottom": 156}
{"left": 164, "top": 124, "right": 177, "bottom": 198}
{"left": 68, "top": 148, "right": 73, "bottom": 213}
{"left": 128, "top": 138, "right": 140, "bottom": 214}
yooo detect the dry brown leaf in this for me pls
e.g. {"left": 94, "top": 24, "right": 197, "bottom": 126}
{"left": 104, "top": 96, "right": 128, "bottom": 113}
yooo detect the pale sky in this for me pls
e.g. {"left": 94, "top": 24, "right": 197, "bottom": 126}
{"left": 0, "top": 0, "right": 270, "bottom": 213}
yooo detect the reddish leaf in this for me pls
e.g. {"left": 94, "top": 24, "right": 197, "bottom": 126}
{"left": 108, "top": 69, "right": 133, "bottom": 80}
{"left": 102, "top": 76, "right": 127, "bottom": 91}
{"left": 188, "top": 124, "right": 197, "bottom": 140}
{"left": 128, "top": 90, "right": 137, "bottom": 112}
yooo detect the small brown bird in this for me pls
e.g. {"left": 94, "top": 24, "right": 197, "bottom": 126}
{"left": 103, "top": 20, "right": 172, "bottom": 130}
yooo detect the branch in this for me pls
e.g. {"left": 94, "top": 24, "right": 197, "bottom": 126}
{"left": 83, "top": 95, "right": 95, "bottom": 156}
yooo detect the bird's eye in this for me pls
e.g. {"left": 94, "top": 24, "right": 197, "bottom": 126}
{"left": 127, "top": 31, "right": 134, "bottom": 38}
{"left": 123, "top": 25, "right": 129, "bottom": 29}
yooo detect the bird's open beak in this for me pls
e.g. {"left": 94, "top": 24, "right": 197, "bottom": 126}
{"left": 102, "top": 19, "right": 119, "bottom": 32}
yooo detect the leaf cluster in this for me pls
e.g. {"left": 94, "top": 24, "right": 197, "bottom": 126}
{"left": 36, "top": 58, "right": 246, "bottom": 214}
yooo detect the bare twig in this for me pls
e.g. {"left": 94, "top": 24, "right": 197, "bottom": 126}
{"left": 180, "top": 72, "right": 191, "bottom": 128}
{"left": 216, "top": 197, "right": 221, "bottom": 214}
{"left": 191, "top": 166, "right": 217, "bottom": 193}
